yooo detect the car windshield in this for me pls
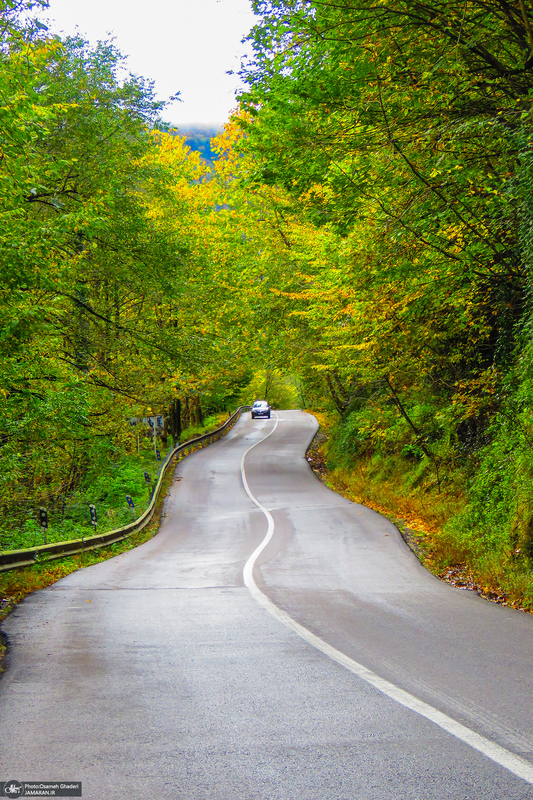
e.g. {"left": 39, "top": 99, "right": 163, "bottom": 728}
{"left": 253, "top": 401, "right": 268, "bottom": 408}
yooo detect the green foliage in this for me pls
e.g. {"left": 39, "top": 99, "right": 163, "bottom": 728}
{"left": 179, "top": 412, "right": 228, "bottom": 443}
{"left": 239, "top": 369, "right": 299, "bottom": 409}
{"left": 0, "top": 5, "right": 249, "bottom": 544}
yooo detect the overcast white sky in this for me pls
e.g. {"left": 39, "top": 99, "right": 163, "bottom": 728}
{"left": 38, "top": 0, "right": 258, "bottom": 129}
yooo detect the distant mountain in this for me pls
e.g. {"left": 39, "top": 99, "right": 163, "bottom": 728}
{"left": 169, "top": 125, "right": 221, "bottom": 164}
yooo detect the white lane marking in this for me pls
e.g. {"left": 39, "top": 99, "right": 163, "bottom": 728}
{"left": 240, "top": 420, "right": 533, "bottom": 786}
{"left": 241, "top": 412, "right": 279, "bottom": 590}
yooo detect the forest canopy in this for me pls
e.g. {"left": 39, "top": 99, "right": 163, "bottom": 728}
{"left": 4, "top": 0, "right": 533, "bottom": 599}
{"left": 0, "top": 1, "right": 249, "bottom": 544}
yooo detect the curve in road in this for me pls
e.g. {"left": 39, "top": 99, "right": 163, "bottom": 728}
{"left": 242, "top": 412, "right": 533, "bottom": 786}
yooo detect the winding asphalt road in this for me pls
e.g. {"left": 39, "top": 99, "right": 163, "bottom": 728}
{"left": 1, "top": 410, "right": 533, "bottom": 799}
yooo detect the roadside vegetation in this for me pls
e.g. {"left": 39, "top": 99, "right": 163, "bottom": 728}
{"left": 307, "top": 413, "right": 531, "bottom": 610}
{"left": 0, "top": 410, "right": 227, "bottom": 552}
{"left": 4, "top": 1, "right": 533, "bottom": 610}
{"left": 224, "top": 0, "right": 533, "bottom": 610}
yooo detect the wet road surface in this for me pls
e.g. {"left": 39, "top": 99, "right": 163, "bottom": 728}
{"left": 1, "top": 410, "right": 533, "bottom": 799}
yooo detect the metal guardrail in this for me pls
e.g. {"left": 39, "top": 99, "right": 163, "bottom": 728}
{"left": 0, "top": 406, "right": 251, "bottom": 573}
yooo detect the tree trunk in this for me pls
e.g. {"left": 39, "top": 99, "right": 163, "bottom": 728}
{"left": 193, "top": 395, "right": 203, "bottom": 426}
{"left": 182, "top": 397, "right": 190, "bottom": 430}
{"left": 263, "top": 370, "right": 272, "bottom": 400}
{"left": 326, "top": 372, "right": 347, "bottom": 415}
{"left": 168, "top": 398, "right": 181, "bottom": 445}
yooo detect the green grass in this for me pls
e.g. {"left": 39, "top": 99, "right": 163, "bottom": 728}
{"left": 0, "top": 449, "right": 164, "bottom": 551}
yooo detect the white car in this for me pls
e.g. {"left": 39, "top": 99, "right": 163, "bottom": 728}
{"left": 251, "top": 400, "right": 271, "bottom": 419}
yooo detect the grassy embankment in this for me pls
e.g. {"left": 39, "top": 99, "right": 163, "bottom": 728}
{"left": 309, "top": 412, "right": 533, "bottom": 613}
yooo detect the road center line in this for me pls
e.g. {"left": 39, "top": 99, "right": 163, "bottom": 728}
{"left": 240, "top": 415, "right": 533, "bottom": 786}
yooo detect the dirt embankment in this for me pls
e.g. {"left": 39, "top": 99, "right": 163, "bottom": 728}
{"left": 305, "top": 432, "right": 530, "bottom": 614}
